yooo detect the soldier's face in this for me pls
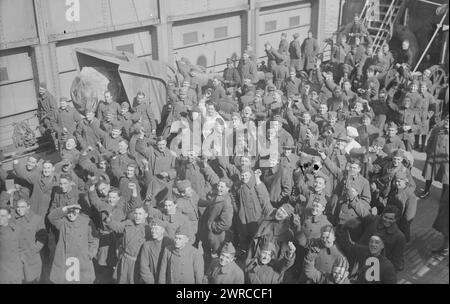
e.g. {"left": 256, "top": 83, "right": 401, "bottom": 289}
{"left": 98, "top": 183, "right": 110, "bottom": 197}
{"left": 174, "top": 234, "right": 189, "bottom": 249}
{"left": 217, "top": 182, "right": 229, "bottom": 196}
{"left": 333, "top": 89, "right": 342, "bottom": 98}
{"left": 107, "top": 192, "right": 120, "bottom": 207}
{"left": 321, "top": 231, "right": 336, "bottom": 248}
{"left": 111, "top": 129, "right": 121, "bottom": 139}
{"left": 332, "top": 266, "right": 348, "bottom": 283}
{"left": 290, "top": 71, "right": 296, "bottom": 79}
{"left": 136, "top": 94, "right": 145, "bottom": 105}
{"left": 99, "top": 161, "right": 107, "bottom": 170}
{"left": 387, "top": 127, "right": 397, "bottom": 137}
{"left": 150, "top": 225, "right": 165, "bottom": 240}
{"left": 163, "top": 201, "right": 176, "bottom": 215}
{"left": 120, "top": 107, "right": 128, "bottom": 115}
{"left": 369, "top": 236, "right": 384, "bottom": 256}
{"left": 0, "top": 209, "right": 11, "bottom": 226}
{"left": 314, "top": 178, "right": 326, "bottom": 193}
{"left": 243, "top": 107, "right": 252, "bottom": 118}
{"left": 420, "top": 85, "right": 427, "bottom": 94}
{"left": 423, "top": 70, "right": 431, "bottom": 79}
{"left": 259, "top": 250, "right": 272, "bottom": 265}
{"left": 157, "top": 140, "right": 166, "bottom": 152}
{"left": 126, "top": 166, "right": 135, "bottom": 178}
{"left": 42, "top": 163, "right": 53, "bottom": 177}
{"left": 243, "top": 54, "right": 249, "bottom": 61}
{"left": 39, "top": 87, "right": 46, "bottom": 95}
{"left": 59, "top": 178, "right": 71, "bottom": 193}
{"left": 349, "top": 164, "right": 360, "bottom": 176}
{"left": 382, "top": 212, "right": 396, "bottom": 228}
{"left": 311, "top": 202, "right": 325, "bottom": 216}
{"left": 320, "top": 105, "right": 328, "bottom": 115}
{"left": 219, "top": 253, "right": 234, "bottom": 266}
{"left": 16, "top": 201, "right": 30, "bottom": 217}
{"left": 392, "top": 156, "right": 402, "bottom": 167}
{"left": 67, "top": 209, "right": 79, "bottom": 222}
{"left": 402, "top": 41, "right": 409, "bottom": 50}
{"left": 362, "top": 117, "right": 371, "bottom": 126}
{"left": 26, "top": 157, "right": 38, "bottom": 170}
{"left": 133, "top": 208, "right": 147, "bottom": 225}
{"left": 302, "top": 114, "right": 311, "bottom": 124}
{"left": 105, "top": 93, "right": 112, "bottom": 104}
{"left": 240, "top": 171, "right": 252, "bottom": 184}
{"left": 275, "top": 207, "right": 289, "bottom": 221}
{"left": 343, "top": 82, "right": 351, "bottom": 91}
{"left": 118, "top": 142, "right": 128, "bottom": 154}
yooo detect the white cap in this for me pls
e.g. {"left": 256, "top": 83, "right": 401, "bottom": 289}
{"left": 346, "top": 126, "right": 359, "bottom": 138}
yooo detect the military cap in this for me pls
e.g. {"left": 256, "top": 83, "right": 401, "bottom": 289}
{"left": 362, "top": 112, "right": 373, "bottom": 120}
{"left": 176, "top": 180, "right": 191, "bottom": 192}
{"left": 121, "top": 102, "right": 130, "bottom": 109}
{"left": 293, "top": 32, "right": 300, "bottom": 39}
{"left": 220, "top": 242, "right": 236, "bottom": 255}
{"left": 387, "top": 122, "right": 398, "bottom": 129}
{"left": 149, "top": 217, "right": 168, "bottom": 230}
{"left": 321, "top": 224, "right": 335, "bottom": 234}
{"left": 39, "top": 82, "right": 47, "bottom": 89}
{"left": 289, "top": 67, "right": 296, "bottom": 73}
{"left": 392, "top": 149, "right": 405, "bottom": 158}
{"left": 372, "top": 136, "right": 386, "bottom": 147}
{"left": 175, "top": 222, "right": 194, "bottom": 241}
{"left": 111, "top": 120, "right": 123, "bottom": 130}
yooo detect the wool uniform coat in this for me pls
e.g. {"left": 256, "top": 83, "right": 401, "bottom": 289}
{"left": 110, "top": 153, "right": 137, "bottom": 185}
{"left": 357, "top": 215, "right": 406, "bottom": 271}
{"left": 48, "top": 208, "right": 99, "bottom": 284}
{"left": 140, "top": 236, "right": 172, "bottom": 284}
{"left": 149, "top": 208, "right": 191, "bottom": 242}
{"left": 261, "top": 164, "right": 293, "bottom": 207}
{"left": 247, "top": 214, "right": 293, "bottom": 262}
{"left": 13, "top": 160, "right": 58, "bottom": 218}
{"left": 14, "top": 210, "right": 47, "bottom": 282}
{"left": 97, "top": 101, "right": 121, "bottom": 122}
{"left": 106, "top": 219, "right": 151, "bottom": 284}
{"left": 382, "top": 135, "right": 406, "bottom": 155}
{"left": 222, "top": 67, "right": 241, "bottom": 88}
{"left": 289, "top": 39, "right": 302, "bottom": 71}
{"left": 75, "top": 118, "right": 104, "bottom": 151}
{"left": 237, "top": 59, "right": 258, "bottom": 84}
{"left": 303, "top": 243, "right": 345, "bottom": 283}
{"left": 0, "top": 222, "right": 23, "bottom": 283}
{"left": 205, "top": 259, "right": 245, "bottom": 284}
{"left": 422, "top": 125, "right": 449, "bottom": 184}
{"left": 176, "top": 191, "right": 200, "bottom": 237}
{"left": 37, "top": 91, "right": 58, "bottom": 123}
{"left": 56, "top": 106, "right": 82, "bottom": 135}
{"left": 158, "top": 244, "right": 204, "bottom": 284}
{"left": 132, "top": 102, "right": 157, "bottom": 132}
{"left": 296, "top": 211, "right": 331, "bottom": 248}
{"left": 301, "top": 37, "right": 319, "bottom": 71}
{"left": 387, "top": 187, "right": 417, "bottom": 241}
{"left": 198, "top": 190, "right": 234, "bottom": 254}
{"left": 340, "top": 237, "right": 397, "bottom": 284}
{"left": 236, "top": 179, "right": 274, "bottom": 249}
{"left": 245, "top": 251, "right": 295, "bottom": 284}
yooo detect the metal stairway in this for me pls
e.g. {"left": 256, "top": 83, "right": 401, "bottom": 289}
{"left": 359, "top": 0, "right": 407, "bottom": 51}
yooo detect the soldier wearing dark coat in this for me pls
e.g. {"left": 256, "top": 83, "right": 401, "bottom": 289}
{"left": 245, "top": 240, "right": 296, "bottom": 284}
{"left": 139, "top": 218, "right": 172, "bottom": 284}
{"left": 0, "top": 206, "right": 23, "bottom": 283}
{"left": 289, "top": 33, "right": 302, "bottom": 72}
{"left": 158, "top": 224, "right": 204, "bottom": 284}
{"left": 37, "top": 82, "right": 58, "bottom": 135}
{"left": 13, "top": 199, "right": 47, "bottom": 283}
{"left": 222, "top": 59, "right": 241, "bottom": 88}
{"left": 301, "top": 30, "right": 319, "bottom": 74}
{"left": 48, "top": 204, "right": 99, "bottom": 284}
{"left": 205, "top": 242, "right": 244, "bottom": 284}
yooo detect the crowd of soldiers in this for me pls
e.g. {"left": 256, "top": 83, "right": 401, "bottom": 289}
{"left": 0, "top": 15, "right": 448, "bottom": 284}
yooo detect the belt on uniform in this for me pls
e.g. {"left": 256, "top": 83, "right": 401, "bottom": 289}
{"left": 123, "top": 253, "right": 137, "bottom": 261}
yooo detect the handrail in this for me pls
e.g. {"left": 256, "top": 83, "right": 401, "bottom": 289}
{"left": 372, "top": 0, "right": 396, "bottom": 50}
{"left": 360, "top": 0, "right": 370, "bottom": 25}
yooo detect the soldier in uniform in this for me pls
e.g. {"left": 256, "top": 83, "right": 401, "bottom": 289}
{"left": 300, "top": 30, "right": 319, "bottom": 76}
{"left": 204, "top": 242, "right": 244, "bottom": 284}
{"left": 289, "top": 33, "right": 302, "bottom": 73}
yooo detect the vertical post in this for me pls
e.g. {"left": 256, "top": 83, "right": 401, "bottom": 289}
{"left": 32, "top": 0, "right": 61, "bottom": 99}
{"left": 246, "top": 0, "right": 259, "bottom": 59}
{"left": 155, "top": 0, "right": 173, "bottom": 64}
{"left": 440, "top": 27, "right": 448, "bottom": 65}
